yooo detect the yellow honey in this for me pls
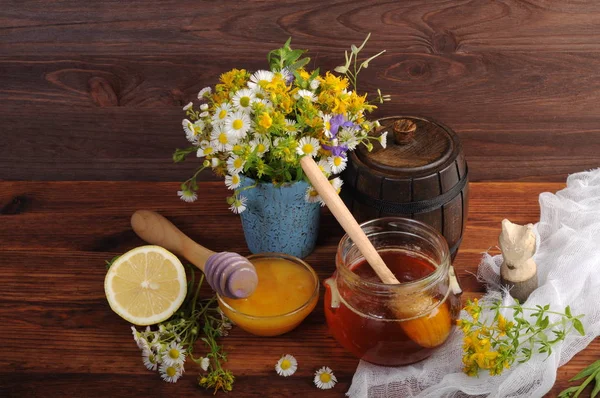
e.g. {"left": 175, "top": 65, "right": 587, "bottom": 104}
{"left": 218, "top": 255, "right": 318, "bottom": 336}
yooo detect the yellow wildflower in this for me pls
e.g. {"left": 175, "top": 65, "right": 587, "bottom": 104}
{"left": 258, "top": 112, "right": 273, "bottom": 129}
{"left": 318, "top": 72, "right": 349, "bottom": 93}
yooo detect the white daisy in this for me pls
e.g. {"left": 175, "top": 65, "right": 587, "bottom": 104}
{"left": 314, "top": 366, "right": 337, "bottom": 389}
{"left": 212, "top": 102, "right": 232, "bottom": 125}
{"left": 225, "top": 173, "right": 241, "bottom": 190}
{"left": 159, "top": 362, "right": 184, "bottom": 383}
{"left": 177, "top": 190, "right": 197, "bottom": 203}
{"left": 283, "top": 118, "right": 297, "bottom": 136}
{"left": 248, "top": 70, "right": 275, "bottom": 90}
{"left": 200, "top": 103, "right": 209, "bottom": 111}
{"left": 250, "top": 136, "right": 270, "bottom": 157}
{"left": 253, "top": 97, "right": 272, "bottom": 107}
{"left": 232, "top": 88, "right": 256, "bottom": 112}
{"left": 200, "top": 357, "right": 210, "bottom": 371}
{"left": 211, "top": 157, "right": 220, "bottom": 168}
{"left": 211, "top": 125, "right": 237, "bottom": 152}
{"left": 296, "top": 136, "right": 320, "bottom": 158}
{"left": 142, "top": 348, "right": 160, "bottom": 371}
{"left": 183, "top": 102, "right": 193, "bottom": 111}
{"left": 131, "top": 326, "right": 144, "bottom": 349}
{"left": 229, "top": 196, "right": 247, "bottom": 214}
{"left": 330, "top": 177, "right": 343, "bottom": 194}
{"left": 198, "top": 86, "right": 212, "bottom": 99}
{"left": 338, "top": 128, "right": 359, "bottom": 150}
{"left": 226, "top": 155, "right": 246, "bottom": 175}
{"left": 275, "top": 354, "right": 298, "bottom": 377}
{"left": 199, "top": 111, "right": 209, "bottom": 118}
{"left": 305, "top": 186, "right": 324, "bottom": 206}
{"left": 225, "top": 110, "right": 252, "bottom": 138}
{"left": 182, "top": 119, "right": 198, "bottom": 144}
{"left": 317, "top": 159, "right": 332, "bottom": 176}
{"left": 161, "top": 341, "right": 186, "bottom": 367}
{"left": 379, "top": 131, "right": 388, "bottom": 149}
{"left": 328, "top": 155, "right": 347, "bottom": 174}
{"left": 295, "top": 89, "right": 317, "bottom": 102}
{"left": 310, "top": 79, "right": 320, "bottom": 90}
{"left": 321, "top": 113, "right": 333, "bottom": 137}
{"left": 197, "top": 141, "right": 216, "bottom": 157}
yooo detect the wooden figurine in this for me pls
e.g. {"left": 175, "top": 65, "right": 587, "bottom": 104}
{"left": 499, "top": 219, "right": 538, "bottom": 302}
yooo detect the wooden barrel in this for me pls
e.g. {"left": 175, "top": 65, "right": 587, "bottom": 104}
{"left": 342, "top": 116, "right": 469, "bottom": 261}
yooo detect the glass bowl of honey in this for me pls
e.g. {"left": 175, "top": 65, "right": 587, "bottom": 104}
{"left": 324, "top": 217, "right": 462, "bottom": 366}
{"left": 217, "top": 253, "right": 319, "bottom": 337}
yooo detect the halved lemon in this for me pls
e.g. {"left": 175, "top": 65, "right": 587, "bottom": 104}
{"left": 104, "top": 245, "right": 187, "bottom": 326}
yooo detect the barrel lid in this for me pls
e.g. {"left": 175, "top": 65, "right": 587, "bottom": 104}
{"left": 356, "top": 116, "right": 456, "bottom": 177}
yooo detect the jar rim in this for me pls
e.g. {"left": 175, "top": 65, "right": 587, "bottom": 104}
{"left": 336, "top": 217, "right": 451, "bottom": 294}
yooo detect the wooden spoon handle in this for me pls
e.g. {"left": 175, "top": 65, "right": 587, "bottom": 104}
{"left": 131, "top": 210, "right": 258, "bottom": 299}
{"left": 131, "top": 210, "right": 214, "bottom": 271}
{"left": 300, "top": 156, "right": 399, "bottom": 284}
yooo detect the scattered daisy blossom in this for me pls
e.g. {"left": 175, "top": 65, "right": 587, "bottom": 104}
{"left": 183, "top": 102, "right": 193, "bottom": 111}
{"left": 225, "top": 110, "right": 252, "bottom": 138}
{"left": 161, "top": 341, "right": 186, "bottom": 366}
{"left": 379, "top": 131, "right": 388, "bottom": 149}
{"left": 142, "top": 348, "right": 160, "bottom": 371}
{"left": 305, "top": 186, "right": 324, "bottom": 206}
{"left": 159, "top": 362, "right": 184, "bottom": 383}
{"left": 229, "top": 196, "right": 247, "bottom": 214}
{"left": 198, "top": 86, "right": 212, "bottom": 98}
{"left": 330, "top": 177, "right": 343, "bottom": 194}
{"left": 248, "top": 70, "right": 274, "bottom": 90}
{"left": 225, "top": 173, "right": 241, "bottom": 190}
{"left": 178, "top": 190, "right": 198, "bottom": 203}
{"left": 328, "top": 155, "right": 347, "bottom": 174}
{"left": 296, "top": 89, "right": 317, "bottom": 102}
{"left": 212, "top": 102, "right": 232, "bottom": 125}
{"left": 227, "top": 154, "right": 246, "bottom": 175}
{"left": 314, "top": 366, "right": 337, "bottom": 390}
{"left": 197, "top": 141, "right": 215, "bottom": 158}
{"left": 275, "top": 354, "right": 298, "bottom": 377}
{"left": 200, "top": 357, "right": 210, "bottom": 371}
{"left": 232, "top": 88, "right": 256, "bottom": 112}
{"left": 297, "top": 136, "right": 320, "bottom": 158}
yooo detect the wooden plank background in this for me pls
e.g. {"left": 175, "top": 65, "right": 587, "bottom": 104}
{"left": 2, "top": 0, "right": 599, "bottom": 182}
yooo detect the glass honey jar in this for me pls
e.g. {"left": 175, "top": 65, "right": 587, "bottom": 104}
{"left": 324, "top": 217, "right": 462, "bottom": 366}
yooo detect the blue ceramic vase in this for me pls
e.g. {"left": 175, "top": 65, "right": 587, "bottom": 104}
{"left": 238, "top": 176, "right": 320, "bottom": 258}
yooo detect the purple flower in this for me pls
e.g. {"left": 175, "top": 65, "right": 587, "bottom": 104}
{"left": 322, "top": 143, "right": 349, "bottom": 158}
{"left": 329, "top": 114, "right": 356, "bottom": 137}
{"left": 281, "top": 67, "right": 294, "bottom": 85}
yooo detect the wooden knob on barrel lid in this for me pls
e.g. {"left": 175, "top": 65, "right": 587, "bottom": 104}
{"left": 342, "top": 116, "right": 469, "bottom": 261}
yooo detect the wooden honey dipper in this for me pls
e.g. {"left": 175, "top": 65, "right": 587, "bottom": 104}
{"left": 300, "top": 156, "right": 452, "bottom": 348}
{"left": 131, "top": 210, "right": 258, "bottom": 299}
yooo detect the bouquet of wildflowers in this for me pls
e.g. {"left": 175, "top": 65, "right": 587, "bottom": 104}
{"left": 174, "top": 34, "right": 389, "bottom": 213}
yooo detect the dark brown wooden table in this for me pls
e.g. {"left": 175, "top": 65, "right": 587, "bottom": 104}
{"left": 1, "top": 180, "right": 598, "bottom": 397}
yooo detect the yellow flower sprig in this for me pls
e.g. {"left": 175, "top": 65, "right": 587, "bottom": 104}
{"left": 458, "top": 299, "right": 585, "bottom": 377}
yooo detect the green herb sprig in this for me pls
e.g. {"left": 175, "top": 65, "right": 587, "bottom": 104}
{"left": 128, "top": 264, "right": 234, "bottom": 391}
{"left": 559, "top": 360, "right": 600, "bottom": 398}
{"left": 458, "top": 299, "right": 585, "bottom": 376}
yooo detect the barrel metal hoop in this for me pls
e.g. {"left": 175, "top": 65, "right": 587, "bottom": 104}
{"left": 346, "top": 167, "right": 468, "bottom": 215}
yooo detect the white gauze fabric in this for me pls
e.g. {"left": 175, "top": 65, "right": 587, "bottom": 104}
{"left": 347, "top": 168, "right": 600, "bottom": 398}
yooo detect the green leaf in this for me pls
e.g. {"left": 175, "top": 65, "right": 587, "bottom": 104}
{"left": 573, "top": 318, "right": 585, "bottom": 336}
{"left": 571, "top": 360, "right": 600, "bottom": 381}
{"left": 558, "top": 386, "right": 580, "bottom": 398}
{"left": 540, "top": 316, "right": 550, "bottom": 329}
{"left": 566, "top": 306, "right": 573, "bottom": 318}
{"left": 591, "top": 371, "right": 600, "bottom": 398}
{"left": 105, "top": 255, "right": 120, "bottom": 270}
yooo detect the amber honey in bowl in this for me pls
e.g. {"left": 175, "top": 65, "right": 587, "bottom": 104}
{"left": 218, "top": 253, "right": 319, "bottom": 337}
{"left": 324, "top": 218, "right": 462, "bottom": 366}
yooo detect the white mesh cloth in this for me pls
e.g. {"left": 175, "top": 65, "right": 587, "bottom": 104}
{"left": 347, "top": 169, "right": 600, "bottom": 398}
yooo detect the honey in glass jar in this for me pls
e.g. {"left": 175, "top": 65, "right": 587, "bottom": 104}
{"left": 324, "top": 217, "right": 462, "bottom": 366}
